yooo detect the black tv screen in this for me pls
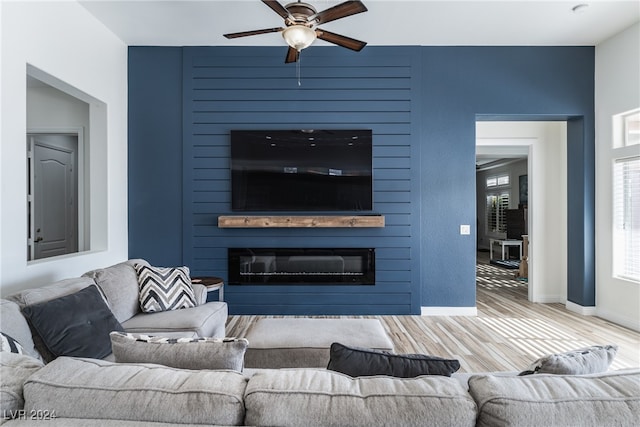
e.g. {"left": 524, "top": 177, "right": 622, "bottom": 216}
{"left": 231, "top": 129, "right": 372, "bottom": 211}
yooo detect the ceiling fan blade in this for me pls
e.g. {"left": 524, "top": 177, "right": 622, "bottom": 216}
{"left": 310, "top": 1, "right": 367, "bottom": 25}
{"left": 316, "top": 28, "right": 367, "bottom": 51}
{"left": 224, "top": 27, "right": 284, "bottom": 39}
{"left": 262, "top": 0, "right": 292, "bottom": 19}
{"left": 285, "top": 46, "right": 299, "bottom": 63}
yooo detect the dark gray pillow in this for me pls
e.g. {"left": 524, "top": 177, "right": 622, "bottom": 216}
{"left": 519, "top": 344, "right": 618, "bottom": 375}
{"left": 327, "top": 342, "right": 461, "bottom": 378}
{"left": 110, "top": 332, "right": 248, "bottom": 371}
{"left": 22, "top": 285, "right": 124, "bottom": 362}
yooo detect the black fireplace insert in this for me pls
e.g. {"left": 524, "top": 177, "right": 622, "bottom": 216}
{"left": 228, "top": 248, "right": 375, "bottom": 285}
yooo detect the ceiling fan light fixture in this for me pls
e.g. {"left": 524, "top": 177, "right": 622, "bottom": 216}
{"left": 282, "top": 25, "right": 316, "bottom": 51}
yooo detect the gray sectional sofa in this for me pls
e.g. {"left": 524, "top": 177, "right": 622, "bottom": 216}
{"left": 1, "top": 259, "right": 639, "bottom": 426}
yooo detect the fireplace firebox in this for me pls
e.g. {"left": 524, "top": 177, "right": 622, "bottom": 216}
{"left": 228, "top": 248, "right": 375, "bottom": 285}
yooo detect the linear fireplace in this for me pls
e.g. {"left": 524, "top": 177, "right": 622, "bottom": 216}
{"left": 228, "top": 248, "right": 375, "bottom": 285}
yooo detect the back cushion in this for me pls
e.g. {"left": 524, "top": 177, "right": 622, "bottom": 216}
{"left": 7, "top": 277, "right": 95, "bottom": 308}
{"left": 23, "top": 357, "right": 248, "bottom": 426}
{"left": 469, "top": 370, "right": 640, "bottom": 427}
{"left": 244, "top": 368, "right": 477, "bottom": 427}
{"left": 83, "top": 259, "right": 149, "bottom": 323}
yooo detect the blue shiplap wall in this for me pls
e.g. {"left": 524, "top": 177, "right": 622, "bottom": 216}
{"left": 181, "top": 46, "right": 421, "bottom": 314}
{"left": 128, "top": 45, "right": 595, "bottom": 314}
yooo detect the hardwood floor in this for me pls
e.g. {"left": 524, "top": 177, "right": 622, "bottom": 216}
{"left": 226, "top": 257, "right": 640, "bottom": 373}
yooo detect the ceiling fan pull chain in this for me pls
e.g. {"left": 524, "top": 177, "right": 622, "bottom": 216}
{"left": 297, "top": 51, "right": 302, "bottom": 86}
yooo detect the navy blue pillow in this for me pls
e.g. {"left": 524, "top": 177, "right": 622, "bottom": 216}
{"left": 22, "top": 285, "right": 123, "bottom": 361}
{"left": 327, "top": 342, "right": 461, "bottom": 378}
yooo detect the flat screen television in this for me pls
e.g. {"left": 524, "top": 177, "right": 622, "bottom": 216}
{"left": 231, "top": 129, "right": 372, "bottom": 211}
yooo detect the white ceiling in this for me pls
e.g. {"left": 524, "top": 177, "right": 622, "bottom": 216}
{"left": 80, "top": 0, "right": 640, "bottom": 47}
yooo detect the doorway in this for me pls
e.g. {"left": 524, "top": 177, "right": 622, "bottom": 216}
{"left": 27, "top": 133, "right": 79, "bottom": 260}
{"left": 476, "top": 121, "right": 568, "bottom": 304}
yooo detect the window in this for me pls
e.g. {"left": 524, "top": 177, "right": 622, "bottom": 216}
{"left": 486, "top": 192, "right": 510, "bottom": 234}
{"left": 613, "top": 156, "right": 639, "bottom": 282}
{"left": 624, "top": 111, "right": 640, "bottom": 147}
{"left": 486, "top": 174, "right": 509, "bottom": 188}
{"left": 486, "top": 173, "right": 510, "bottom": 234}
{"left": 614, "top": 109, "right": 640, "bottom": 148}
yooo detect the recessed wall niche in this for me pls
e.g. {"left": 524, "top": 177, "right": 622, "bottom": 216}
{"left": 26, "top": 65, "right": 108, "bottom": 261}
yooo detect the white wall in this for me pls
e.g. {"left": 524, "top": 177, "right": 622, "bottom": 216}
{"left": 0, "top": 1, "right": 128, "bottom": 296}
{"left": 595, "top": 23, "right": 640, "bottom": 331}
{"left": 477, "top": 122, "right": 568, "bottom": 304}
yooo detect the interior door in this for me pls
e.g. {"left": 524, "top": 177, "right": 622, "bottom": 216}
{"left": 29, "top": 134, "right": 78, "bottom": 260}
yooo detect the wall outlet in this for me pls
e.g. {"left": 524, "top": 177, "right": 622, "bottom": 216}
{"left": 460, "top": 224, "right": 471, "bottom": 235}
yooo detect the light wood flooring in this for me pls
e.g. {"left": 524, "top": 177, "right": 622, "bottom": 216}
{"left": 226, "top": 256, "right": 640, "bottom": 373}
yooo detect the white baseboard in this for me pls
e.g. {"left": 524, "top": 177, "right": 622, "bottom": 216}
{"left": 595, "top": 308, "right": 640, "bottom": 332}
{"left": 565, "top": 300, "right": 597, "bottom": 316}
{"left": 421, "top": 306, "right": 478, "bottom": 316}
{"left": 531, "top": 294, "right": 564, "bottom": 304}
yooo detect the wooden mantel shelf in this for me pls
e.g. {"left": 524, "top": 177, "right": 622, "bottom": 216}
{"left": 217, "top": 215, "right": 385, "bottom": 228}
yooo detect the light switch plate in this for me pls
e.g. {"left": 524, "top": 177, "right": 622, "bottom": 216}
{"left": 460, "top": 224, "right": 471, "bottom": 235}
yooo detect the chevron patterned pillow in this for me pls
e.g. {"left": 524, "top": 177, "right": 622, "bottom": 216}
{"left": 135, "top": 264, "right": 197, "bottom": 313}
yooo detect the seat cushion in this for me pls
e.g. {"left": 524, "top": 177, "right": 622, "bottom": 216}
{"left": 83, "top": 259, "right": 149, "bottom": 323}
{"left": 23, "top": 357, "right": 248, "bottom": 426}
{"left": 244, "top": 368, "right": 477, "bottom": 427}
{"left": 244, "top": 318, "right": 394, "bottom": 369}
{"left": 121, "top": 301, "right": 227, "bottom": 338}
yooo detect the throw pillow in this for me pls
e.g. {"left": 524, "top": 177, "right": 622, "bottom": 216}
{"left": 135, "top": 264, "right": 197, "bottom": 313}
{"left": 519, "top": 344, "right": 618, "bottom": 375}
{"left": 21, "top": 285, "right": 124, "bottom": 362}
{"left": 327, "top": 342, "right": 461, "bottom": 378}
{"left": 110, "top": 332, "right": 248, "bottom": 372}
{"left": 0, "top": 332, "right": 24, "bottom": 354}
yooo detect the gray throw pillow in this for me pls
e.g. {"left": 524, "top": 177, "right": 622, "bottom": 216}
{"left": 21, "top": 285, "right": 124, "bottom": 362}
{"left": 327, "top": 342, "right": 461, "bottom": 378}
{"left": 110, "top": 332, "right": 248, "bottom": 372}
{"left": 519, "top": 344, "right": 618, "bottom": 375}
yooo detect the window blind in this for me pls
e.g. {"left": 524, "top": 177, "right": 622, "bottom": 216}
{"left": 486, "top": 192, "right": 509, "bottom": 234}
{"left": 613, "top": 156, "right": 640, "bottom": 282}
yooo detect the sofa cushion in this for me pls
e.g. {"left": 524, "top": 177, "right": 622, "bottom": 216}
{"left": 0, "top": 300, "right": 39, "bottom": 360}
{"left": 134, "top": 264, "right": 196, "bottom": 313}
{"left": 83, "top": 259, "right": 149, "bottom": 323}
{"left": 327, "top": 342, "right": 461, "bottom": 377}
{"left": 244, "top": 368, "right": 477, "bottom": 427}
{"left": 110, "top": 332, "right": 248, "bottom": 371}
{"left": 0, "top": 352, "right": 44, "bottom": 415}
{"left": 122, "top": 301, "right": 228, "bottom": 338}
{"left": 6, "top": 277, "right": 95, "bottom": 308}
{"left": 23, "top": 357, "right": 248, "bottom": 426}
{"left": 469, "top": 369, "right": 640, "bottom": 427}
{"left": 520, "top": 344, "right": 618, "bottom": 375}
{"left": 22, "top": 286, "right": 124, "bottom": 362}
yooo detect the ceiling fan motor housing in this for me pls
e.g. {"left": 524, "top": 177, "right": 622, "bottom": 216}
{"left": 285, "top": 2, "right": 317, "bottom": 26}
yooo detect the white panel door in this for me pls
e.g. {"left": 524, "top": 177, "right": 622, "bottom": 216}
{"left": 31, "top": 134, "right": 78, "bottom": 260}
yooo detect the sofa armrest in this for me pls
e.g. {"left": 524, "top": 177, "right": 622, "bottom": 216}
{"left": 191, "top": 284, "right": 207, "bottom": 305}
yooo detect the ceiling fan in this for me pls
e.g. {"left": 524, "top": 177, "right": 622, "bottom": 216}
{"left": 223, "top": 0, "right": 368, "bottom": 63}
